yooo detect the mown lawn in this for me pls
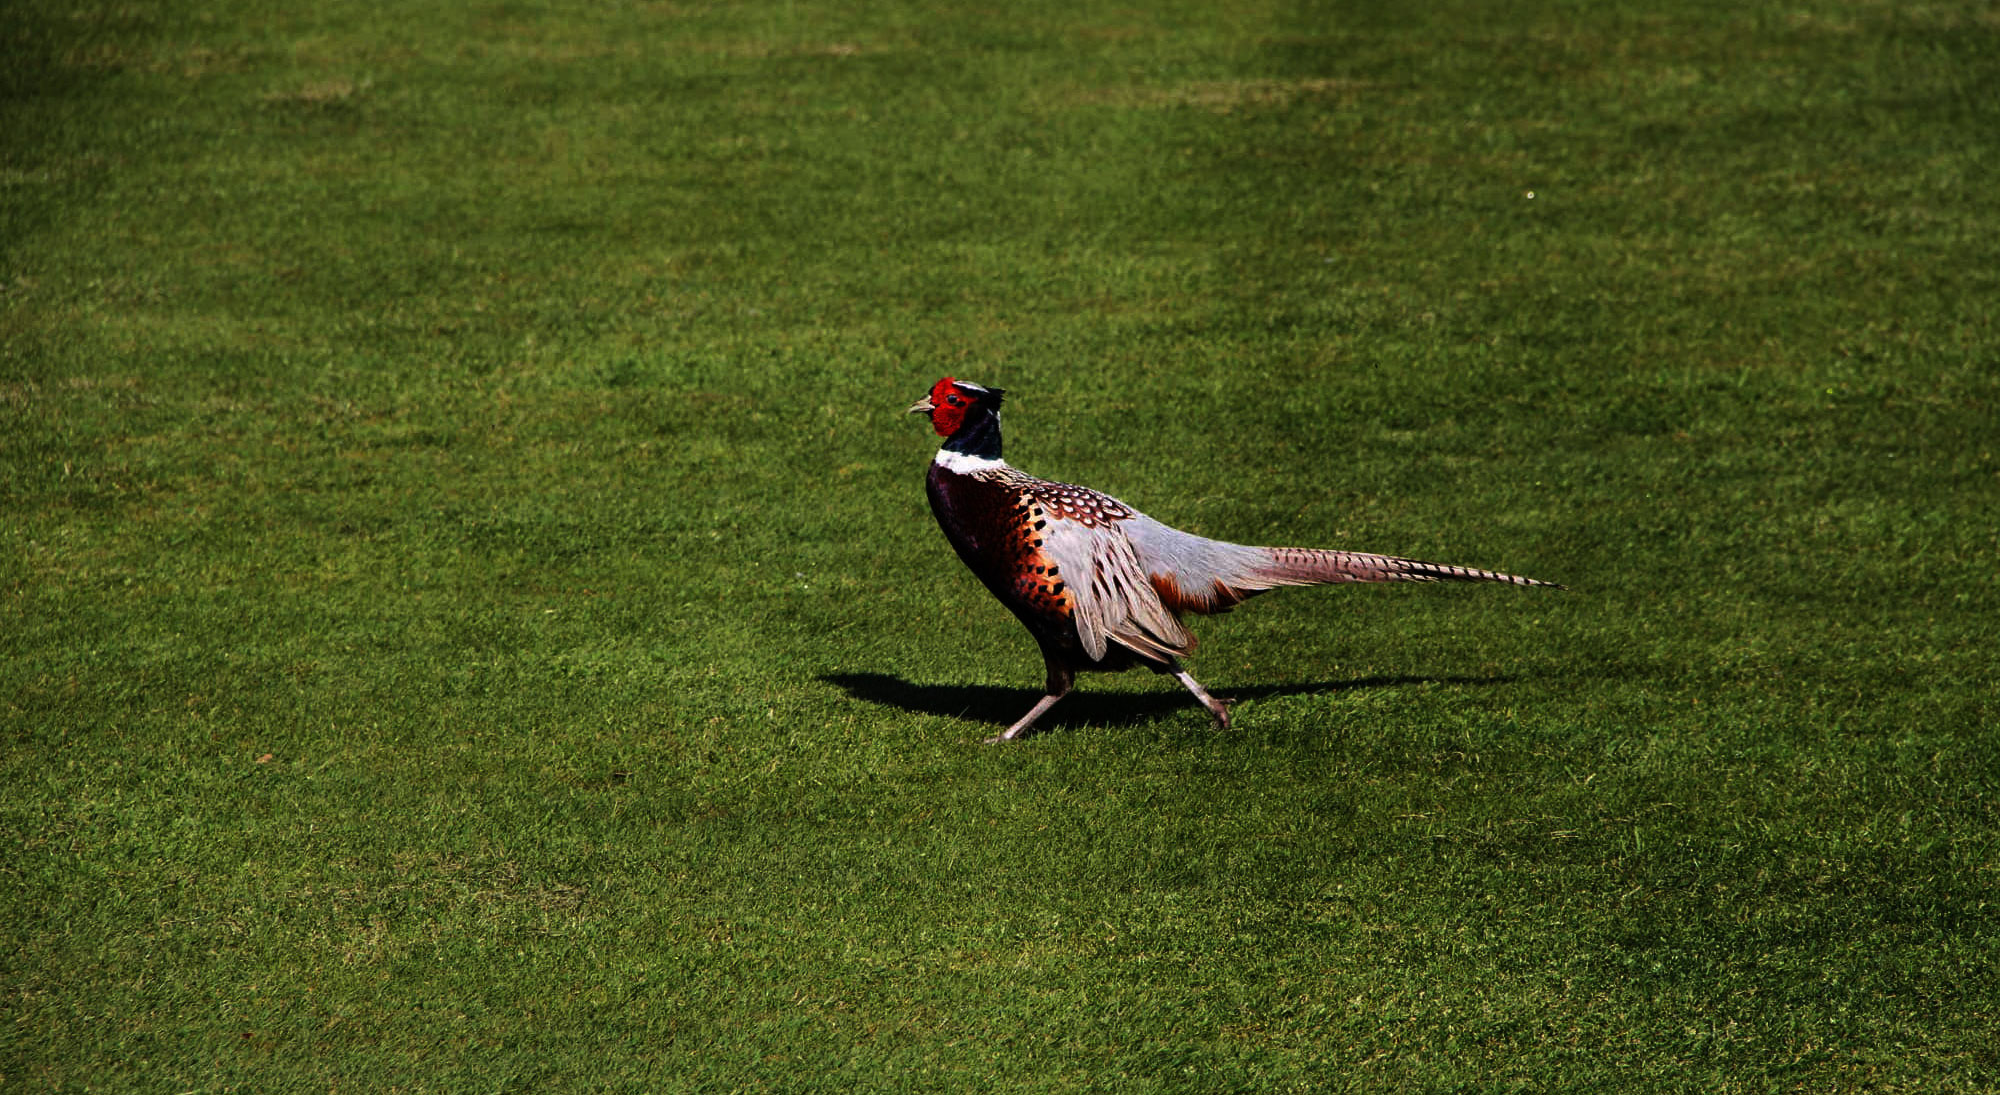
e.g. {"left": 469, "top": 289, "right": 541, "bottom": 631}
{"left": 5, "top": 1, "right": 1997, "bottom": 1090}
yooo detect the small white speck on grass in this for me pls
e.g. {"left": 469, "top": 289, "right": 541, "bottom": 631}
{"left": 1524, "top": 190, "right": 1536, "bottom": 199}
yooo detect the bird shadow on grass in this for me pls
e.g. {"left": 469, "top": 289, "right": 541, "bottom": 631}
{"left": 820, "top": 671, "right": 1513, "bottom": 731}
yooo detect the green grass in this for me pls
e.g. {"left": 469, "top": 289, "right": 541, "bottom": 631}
{"left": 5, "top": 0, "right": 1998, "bottom": 1090}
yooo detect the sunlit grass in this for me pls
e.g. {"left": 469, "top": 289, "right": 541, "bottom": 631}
{"left": 5, "top": 0, "right": 1998, "bottom": 1091}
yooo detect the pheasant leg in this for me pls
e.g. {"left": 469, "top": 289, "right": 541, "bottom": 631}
{"left": 1172, "top": 667, "right": 1231, "bottom": 730}
{"left": 988, "top": 692, "right": 1066, "bottom": 744}
{"left": 987, "top": 654, "right": 1075, "bottom": 744}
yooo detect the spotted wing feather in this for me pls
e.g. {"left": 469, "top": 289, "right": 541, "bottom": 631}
{"left": 1016, "top": 480, "right": 1193, "bottom": 663}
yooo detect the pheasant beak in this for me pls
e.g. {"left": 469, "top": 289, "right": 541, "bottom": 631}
{"left": 905, "top": 396, "right": 935, "bottom": 415}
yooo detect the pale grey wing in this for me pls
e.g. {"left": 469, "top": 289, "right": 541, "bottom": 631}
{"left": 1122, "top": 516, "right": 1275, "bottom": 612}
{"left": 1037, "top": 513, "right": 1194, "bottom": 662}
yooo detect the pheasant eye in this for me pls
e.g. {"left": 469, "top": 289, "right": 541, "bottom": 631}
{"left": 948, "top": 396, "right": 964, "bottom": 406}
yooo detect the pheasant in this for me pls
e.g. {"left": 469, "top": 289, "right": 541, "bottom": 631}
{"left": 908, "top": 376, "right": 1560, "bottom": 743}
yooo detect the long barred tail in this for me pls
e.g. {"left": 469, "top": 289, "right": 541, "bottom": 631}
{"left": 1252, "top": 547, "right": 1564, "bottom": 590}
{"left": 1119, "top": 517, "right": 1563, "bottom": 616}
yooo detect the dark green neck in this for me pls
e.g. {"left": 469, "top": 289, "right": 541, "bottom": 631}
{"left": 942, "top": 405, "right": 1003, "bottom": 460}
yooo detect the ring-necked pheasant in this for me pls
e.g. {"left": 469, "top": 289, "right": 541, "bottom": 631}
{"left": 908, "top": 376, "right": 1560, "bottom": 743}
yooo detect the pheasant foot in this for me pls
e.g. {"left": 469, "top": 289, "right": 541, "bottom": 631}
{"left": 987, "top": 691, "right": 1066, "bottom": 744}
{"left": 1173, "top": 669, "right": 1232, "bottom": 730}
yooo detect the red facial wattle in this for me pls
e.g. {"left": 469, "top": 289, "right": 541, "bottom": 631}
{"left": 928, "top": 376, "right": 971, "bottom": 437}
